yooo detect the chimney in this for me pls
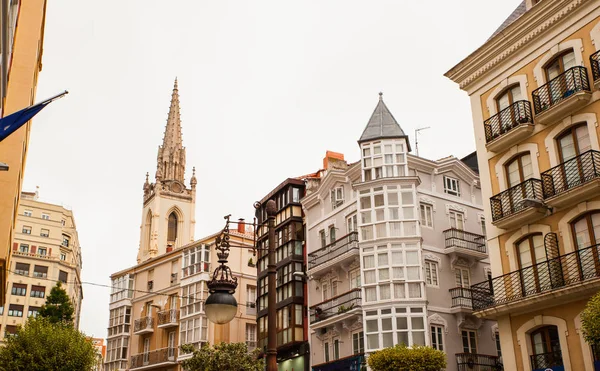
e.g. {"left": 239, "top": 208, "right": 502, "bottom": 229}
{"left": 322, "top": 150, "right": 345, "bottom": 169}
{"left": 238, "top": 218, "right": 245, "bottom": 234}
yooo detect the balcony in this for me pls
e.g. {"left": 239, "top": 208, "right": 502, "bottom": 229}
{"left": 310, "top": 288, "right": 361, "bottom": 329}
{"left": 470, "top": 243, "right": 600, "bottom": 317}
{"left": 130, "top": 348, "right": 177, "bottom": 370}
{"left": 449, "top": 287, "right": 473, "bottom": 313}
{"left": 590, "top": 50, "right": 600, "bottom": 89}
{"left": 307, "top": 232, "right": 358, "bottom": 277}
{"left": 541, "top": 150, "right": 600, "bottom": 209}
{"left": 157, "top": 309, "right": 179, "bottom": 329}
{"left": 532, "top": 66, "right": 591, "bottom": 125}
{"left": 456, "top": 353, "right": 502, "bottom": 371}
{"left": 312, "top": 354, "right": 365, "bottom": 371}
{"left": 444, "top": 228, "right": 487, "bottom": 260}
{"left": 133, "top": 316, "right": 154, "bottom": 335}
{"left": 490, "top": 178, "right": 546, "bottom": 230}
{"left": 531, "top": 350, "right": 563, "bottom": 371}
{"left": 484, "top": 100, "right": 534, "bottom": 153}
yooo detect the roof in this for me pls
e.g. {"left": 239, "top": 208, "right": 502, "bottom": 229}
{"left": 358, "top": 93, "right": 411, "bottom": 150}
{"left": 487, "top": 1, "right": 526, "bottom": 40}
{"left": 460, "top": 151, "right": 479, "bottom": 173}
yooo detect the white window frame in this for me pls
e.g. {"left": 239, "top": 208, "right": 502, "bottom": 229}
{"left": 420, "top": 203, "right": 433, "bottom": 228}
{"left": 24, "top": 210, "right": 32, "bottom": 217}
{"left": 455, "top": 268, "right": 471, "bottom": 288}
{"left": 41, "top": 213, "right": 50, "bottom": 220}
{"left": 324, "top": 341, "right": 330, "bottom": 363}
{"left": 347, "top": 214, "right": 358, "bottom": 233}
{"left": 443, "top": 176, "right": 461, "bottom": 196}
{"left": 461, "top": 330, "right": 477, "bottom": 353}
{"left": 333, "top": 336, "right": 340, "bottom": 360}
{"left": 352, "top": 330, "right": 365, "bottom": 354}
{"left": 331, "top": 186, "right": 344, "bottom": 209}
{"left": 449, "top": 210, "right": 465, "bottom": 230}
{"left": 480, "top": 215, "right": 487, "bottom": 237}
{"left": 424, "top": 261, "right": 439, "bottom": 287}
{"left": 430, "top": 325, "right": 444, "bottom": 351}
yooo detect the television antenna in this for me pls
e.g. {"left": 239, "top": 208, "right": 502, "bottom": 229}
{"left": 415, "top": 127, "right": 430, "bottom": 157}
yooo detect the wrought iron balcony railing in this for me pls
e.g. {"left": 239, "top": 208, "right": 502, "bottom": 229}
{"left": 157, "top": 309, "right": 179, "bottom": 326}
{"left": 532, "top": 66, "right": 590, "bottom": 114}
{"left": 449, "top": 287, "right": 472, "bottom": 309}
{"left": 591, "top": 50, "right": 600, "bottom": 82}
{"left": 310, "top": 288, "right": 361, "bottom": 323}
{"left": 541, "top": 150, "right": 600, "bottom": 198}
{"left": 444, "top": 228, "right": 486, "bottom": 253}
{"left": 308, "top": 232, "right": 358, "bottom": 270}
{"left": 484, "top": 100, "right": 533, "bottom": 143}
{"left": 490, "top": 178, "right": 543, "bottom": 221}
{"left": 133, "top": 316, "right": 154, "bottom": 333}
{"left": 530, "top": 350, "right": 563, "bottom": 370}
{"left": 471, "top": 243, "right": 600, "bottom": 311}
{"left": 130, "top": 347, "right": 177, "bottom": 369}
{"left": 456, "top": 353, "right": 502, "bottom": 371}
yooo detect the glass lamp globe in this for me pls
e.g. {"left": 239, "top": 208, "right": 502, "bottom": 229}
{"left": 205, "top": 290, "right": 238, "bottom": 324}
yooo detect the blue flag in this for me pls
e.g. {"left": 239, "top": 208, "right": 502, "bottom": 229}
{"left": 0, "top": 91, "right": 68, "bottom": 142}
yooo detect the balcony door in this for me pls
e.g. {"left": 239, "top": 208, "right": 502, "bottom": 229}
{"left": 497, "top": 85, "right": 523, "bottom": 133}
{"left": 505, "top": 153, "right": 534, "bottom": 213}
{"left": 545, "top": 50, "right": 576, "bottom": 105}
{"left": 530, "top": 326, "right": 563, "bottom": 370}
{"left": 571, "top": 212, "right": 600, "bottom": 278}
{"left": 168, "top": 331, "right": 176, "bottom": 360}
{"left": 516, "top": 234, "right": 549, "bottom": 295}
{"left": 143, "top": 338, "right": 150, "bottom": 365}
{"left": 557, "top": 124, "right": 591, "bottom": 190}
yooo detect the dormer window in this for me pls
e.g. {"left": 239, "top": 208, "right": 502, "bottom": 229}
{"left": 330, "top": 187, "right": 344, "bottom": 209}
{"left": 443, "top": 176, "right": 461, "bottom": 196}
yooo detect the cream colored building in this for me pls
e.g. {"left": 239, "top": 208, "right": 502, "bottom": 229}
{"left": 0, "top": 190, "right": 83, "bottom": 338}
{"left": 446, "top": 0, "right": 600, "bottom": 370}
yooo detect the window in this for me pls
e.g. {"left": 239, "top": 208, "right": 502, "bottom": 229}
{"left": 449, "top": 210, "right": 465, "bottom": 230}
{"left": 347, "top": 214, "right": 357, "bottom": 233}
{"left": 15, "top": 263, "right": 29, "bottom": 276}
{"left": 329, "top": 225, "right": 336, "bottom": 244}
{"left": 516, "top": 234, "right": 547, "bottom": 293}
{"left": 557, "top": 124, "right": 592, "bottom": 189}
{"left": 246, "top": 285, "right": 257, "bottom": 307}
{"left": 495, "top": 332, "right": 502, "bottom": 358}
{"left": 349, "top": 269, "right": 361, "bottom": 289}
{"left": 571, "top": 212, "right": 600, "bottom": 277}
{"left": 33, "top": 265, "right": 48, "bottom": 278}
{"left": 506, "top": 153, "right": 533, "bottom": 188}
{"left": 60, "top": 253, "right": 67, "bottom": 261}
{"left": 333, "top": 337, "right": 340, "bottom": 360}
{"left": 31, "top": 285, "right": 46, "bottom": 298}
{"left": 40, "top": 228, "right": 49, "bottom": 237}
{"left": 8, "top": 304, "right": 23, "bottom": 317}
{"left": 324, "top": 341, "right": 330, "bottom": 362}
{"left": 319, "top": 230, "right": 326, "bottom": 248}
{"left": 167, "top": 212, "right": 178, "bottom": 243}
{"left": 455, "top": 268, "right": 470, "bottom": 288}
{"left": 246, "top": 323, "right": 257, "bottom": 350}
{"left": 22, "top": 226, "right": 31, "bottom": 234}
{"left": 444, "top": 176, "right": 460, "bottom": 196}
{"left": 462, "top": 330, "right": 477, "bottom": 353}
{"left": 530, "top": 326, "right": 563, "bottom": 369}
{"left": 11, "top": 283, "right": 26, "bottom": 296}
{"left": 352, "top": 331, "right": 365, "bottom": 354}
{"left": 24, "top": 210, "right": 32, "bottom": 217}
{"left": 545, "top": 50, "right": 576, "bottom": 81}
{"left": 292, "top": 188, "right": 300, "bottom": 203}
{"left": 480, "top": 216, "right": 487, "bottom": 237}
{"left": 19, "top": 244, "right": 29, "bottom": 253}
{"left": 62, "top": 235, "right": 70, "bottom": 247}
{"left": 497, "top": 85, "right": 523, "bottom": 112}
{"left": 420, "top": 204, "right": 433, "bottom": 228}
{"left": 424, "top": 261, "right": 439, "bottom": 286}
{"left": 431, "top": 325, "right": 444, "bottom": 351}
{"left": 365, "top": 307, "right": 426, "bottom": 351}
{"left": 331, "top": 186, "right": 344, "bottom": 209}
{"left": 59, "top": 270, "right": 68, "bottom": 284}
{"left": 37, "top": 247, "right": 47, "bottom": 256}
{"left": 28, "top": 306, "right": 40, "bottom": 318}
{"left": 41, "top": 213, "right": 50, "bottom": 220}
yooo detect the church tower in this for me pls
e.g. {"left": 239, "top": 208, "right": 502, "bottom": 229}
{"left": 138, "top": 79, "right": 197, "bottom": 263}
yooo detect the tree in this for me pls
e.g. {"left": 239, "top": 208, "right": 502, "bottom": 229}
{"left": 367, "top": 344, "right": 447, "bottom": 371}
{"left": 180, "top": 342, "right": 264, "bottom": 371}
{"left": 581, "top": 291, "right": 600, "bottom": 346}
{"left": 0, "top": 317, "right": 98, "bottom": 371}
{"left": 39, "top": 282, "right": 75, "bottom": 325}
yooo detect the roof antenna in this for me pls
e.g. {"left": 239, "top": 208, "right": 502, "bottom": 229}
{"left": 415, "top": 126, "right": 430, "bottom": 157}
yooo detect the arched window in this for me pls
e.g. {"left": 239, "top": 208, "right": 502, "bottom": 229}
{"left": 530, "top": 326, "right": 563, "bottom": 369}
{"left": 497, "top": 85, "right": 523, "bottom": 112}
{"left": 556, "top": 123, "right": 592, "bottom": 191}
{"left": 571, "top": 211, "right": 600, "bottom": 277}
{"left": 505, "top": 153, "right": 533, "bottom": 188}
{"left": 516, "top": 234, "right": 548, "bottom": 294}
{"left": 545, "top": 50, "right": 576, "bottom": 81}
{"left": 496, "top": 85, "right": 524, "bottom": 133}
{"left": 167, "top": 212, "right": 178, "bottom": 243}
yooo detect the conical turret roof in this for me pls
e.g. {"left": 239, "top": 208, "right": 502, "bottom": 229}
{"left": 358, "top": 93, "right": 410, "bottom": 151}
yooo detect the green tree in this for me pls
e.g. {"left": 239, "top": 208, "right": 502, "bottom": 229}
{"left": 581, "top": 291, "right": 600, "bottom": 346}
{"left": 367, "top": 344, "right": 447, "bottom": 371}
{"left": 0, "top": 317, "right": 97, "bottom": 371}
{"left": 180, "top": 342, "right": 264, "bottom": 371}
{"left": 39, "top": 282, "right": 74, "bottom": 325}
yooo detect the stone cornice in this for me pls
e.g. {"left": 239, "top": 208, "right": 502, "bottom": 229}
{"left": 445, "top": 0, "right": 591, "bottom": 90}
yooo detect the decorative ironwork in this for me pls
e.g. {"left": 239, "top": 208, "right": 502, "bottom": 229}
{"left": 310, "top": 288, "right": 361, "bottom": 323}
{"left": 456, "top": 353, "right": 502, "bottom": 371}
{"left": 444, "top": 228, "right": 486, "bottom": 253}
{"left": 484, "top": 100, "right": 533, "bottom": 143}
{"left": 157, "top": 309, "right": 179, "bottom": 326}
{"left": 530, "top": 350, "right": 563, "bottom": 370}
{"left": 207, "top": 215, "right": 238, "bottom": 295}
{"left": 308, "top": 232, "right": 359, "bottom": 270}
{"left": 591, "top": 50, "right": 600, "bottom": 82}
{"left": 133, "top": 316, "right": 154, "bottom": 333}
{"left": 471, "top": 242, "right": 600, "bottom": 311}
{"left": 541, "top": 150, "right": 600, "bottom": 198}
{"left": 450, "top": 287, "right": 473, "bottom": 309}
{"left": 130, "top": 347, "right": 177, "bottom": 369}
{"left": 490, "top": 178, "right": 543, "bottom": 221}
{"left": 532, "top": 66, "right": 590, "bottom": 114}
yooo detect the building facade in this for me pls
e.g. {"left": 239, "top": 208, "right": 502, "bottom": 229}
{"left": 255, "top": 179, "right": 309, "bottom": 371}
{"left": 446, "top": 1, "right": 600, "bottom": 370}
{"left": 0, "top": 0, "right": 47, "bottom": 305}
{"left": 0, "top": 190, "right": 83, "bottom": 339}
{"left": 89, "top": 337, "right": 107, "bottom": 371}
{"left": 303, "top": 96, "right": 498, "bottom": 371}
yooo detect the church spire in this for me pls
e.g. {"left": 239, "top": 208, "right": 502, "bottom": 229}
{"left": 156, "top": 78, "right": 186, "bottom": 183}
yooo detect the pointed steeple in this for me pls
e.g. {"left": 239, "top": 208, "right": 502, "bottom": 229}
{"left": 156, "top": 78, "right": 186, "bottom": 183}
{"left": 358, "top": 92, "right": 411, "bottom": 151}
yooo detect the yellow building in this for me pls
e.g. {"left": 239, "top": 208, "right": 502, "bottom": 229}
{"left": 0, "top": 0, "right": 47, "bottom": 305}
{"left": 446, "top": 1, "right": 600, "bottom": 370}
{"left": 0, "top": 190, "right": 83, "bottom": 338}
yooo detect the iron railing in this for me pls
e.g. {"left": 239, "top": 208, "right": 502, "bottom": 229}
{"left": 532, "top": 66, "right": 590, "bottom": 114}
{"left": 308, "top": 232, "right": 358, "bottom": 270}
{"left": 471, "top": 243, "right": 600, "bottom": 311}
{"left": 490, "top": 178, "right": 543, "bottom": 221}
{"left": 591, "top": 50, "right": 600, "bottom": 82}
{"left": 541, "top": 150, "right": 600, "bottom": 198}
{"left": 444, "top": 228, "right": 486, "bottom": 253}
{"left": 456, "top": 353, "right": 502, "bottom": 371}
{"left": 450, "top": 287, "right": 473, "bottom": 309}
{"left": 157, "top": 309, "right": 179, "bottom": 326}
{"left": 130, "top": 348, "right": 177, "bottom": 369}
{"left": 310, "top": 288, "right": 361, "bottom": 323}
{"left": 133, "top": 316, "right": 154, "bottom": 333}
{"left": 530, "top": 350, "right": 563, "bottom": 370}
{"left": 484, "top": 100, "right": 533, "bottom": 143}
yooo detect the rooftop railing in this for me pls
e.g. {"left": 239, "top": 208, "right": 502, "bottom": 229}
{"left": 532, "top": 66, "right": 590, "bottom": 114}
{"left": 308, "top": 232, "right": 358, "bottom": 270}
{"left": 310, "top": 288, "right": 361, "bottom": 323}
{"left": 444, "top": 228, "right": 486, "bottom": 253}
{"left": 541, "top": 150, "right": 600, "bottom": 198}
{"left": 490, "top": 178, "right": 543, "bottom": 222}
{"left": 484, "top": 100, "right": 533, "bottom": 143}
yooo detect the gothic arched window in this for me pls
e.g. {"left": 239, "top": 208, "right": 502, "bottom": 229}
{"left": 168, "top": 212, "right": 178, "bottom": 243}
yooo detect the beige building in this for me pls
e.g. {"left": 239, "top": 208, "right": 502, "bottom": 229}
{"left": 446, "top": 0, "right": 600, "bottom": 370}
{"left": 0, "top": 0, "right": 48, "bottom": 305}
{"left": 0, "top": 190, "right": 83, "bottom": 338}
{"left": 89, "top": 337, "right": 107, "bottom": 371}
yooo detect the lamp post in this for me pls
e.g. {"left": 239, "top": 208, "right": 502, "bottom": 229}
{"left": 204, "top": 200, "right": 278, "bottom": 371}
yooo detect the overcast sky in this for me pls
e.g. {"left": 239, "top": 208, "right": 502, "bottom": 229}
{"left": 23, "top": 0, "right": 522, "bottom": 339}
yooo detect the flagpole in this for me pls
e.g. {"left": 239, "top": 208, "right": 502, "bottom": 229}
{"left": 35, "top": 90, "right": 69, "bottom": 106}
